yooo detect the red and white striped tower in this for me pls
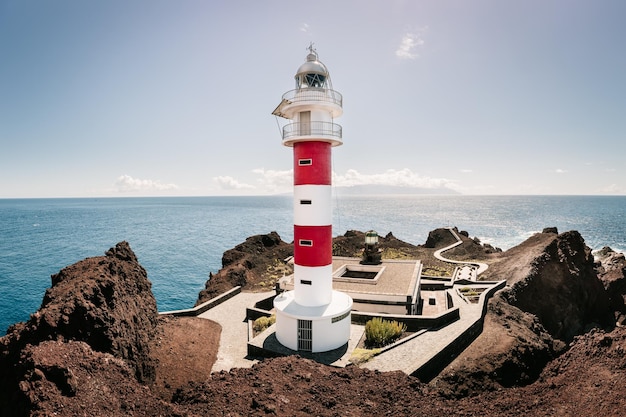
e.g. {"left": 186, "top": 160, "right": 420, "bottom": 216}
{"left": 272, "top": 45, "right": 352, "bottom": 353}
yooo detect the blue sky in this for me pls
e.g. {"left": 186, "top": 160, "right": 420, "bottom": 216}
{"left": 1, "top": 0, "right": 624, "bottom": 197}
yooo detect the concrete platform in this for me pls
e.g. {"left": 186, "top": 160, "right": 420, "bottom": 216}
{"left": 247, "top": 322, "right": 365, "bottom": 367}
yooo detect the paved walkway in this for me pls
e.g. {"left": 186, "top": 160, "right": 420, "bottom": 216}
{"left": 435, "top": 227, "right": 489, "bottom": 275}
{"left": 361, "top": 289, "right": 483, "bottom": 375}
{"left": 198, "top": 290, "right": 275, "bottom": 372}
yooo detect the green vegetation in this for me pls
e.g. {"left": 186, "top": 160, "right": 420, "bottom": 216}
{"left": 349, "top": 347, "right": 381, "bottom": 365}
{"left": 264, "top": 258, "right": 293, "bottom": 281}
{"left": 252, "top": 315, "right": 276, "bottom": 333}
{"left": 381, "top": 247, "right": 415, "bottom": 259}
{"left": 421, "top": 266, "right": 452, "bottom": 277}
{"left": 459, "top": 287, "right": 480, "bottom": 297}
{"left": 364, "top": 317, "right": 407, "bottom": 348}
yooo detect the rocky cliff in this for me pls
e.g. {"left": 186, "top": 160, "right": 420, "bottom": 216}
{"left": 1, "top": 231, "right": 625, "bottom": 416}
{"left": 195, "top": 231, "right": 294, "bottom": 305}
{"left": 595, "top": 246, "right": 626, "bottom": 324}
{"left": 0, "top": 242, "right": 160, "bottom": 415}
{"left": 431, "top": 228, "right": 616, "bottom": 396}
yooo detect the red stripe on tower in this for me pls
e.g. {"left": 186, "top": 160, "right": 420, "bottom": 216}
{"left": 294, "top": 224, "right": 332, "bottom": 266}
{"left": 294, "top": 142, "right": 332, "bottom": 185}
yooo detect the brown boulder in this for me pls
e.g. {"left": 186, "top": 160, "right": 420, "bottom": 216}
{"left": 432, "top": 229, "right": 614, "bottom": 396}
{"left": 595, "top": 246, "right": 626, "bottom": 324}
{"left": 500, "top": 230, "right": 612, "bottom": 342}
{"left": 15, "top": 340, "right": 182, "bottom": 416}
{"left": 424, "top": 227, "right": 459, "bottom": 248}
{"left": 196, "top": 231, "right": 293, "bottom": 305}
{"left": 0, "top": 242, "right": 159, "bottom": 414}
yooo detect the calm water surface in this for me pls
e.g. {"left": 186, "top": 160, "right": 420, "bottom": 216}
{"left": 1, "top": 195, "right": 624, "bottom": 333}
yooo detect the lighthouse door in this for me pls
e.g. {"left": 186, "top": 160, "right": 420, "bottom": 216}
{"left": 297, "top": 319, "right": 313, "bottom": 352}
{"left": 299, "top": 111, "right": 311, "bottom": 136}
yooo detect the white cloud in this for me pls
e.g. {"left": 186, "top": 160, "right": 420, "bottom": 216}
{"left": 396, "top": 30, "right": 425, "bottom": 60}
{"left": 334, "top": 168, "right": 457, "bottom": 190}
{"left": 213, "top": 175, "right": 254, "bottom": 190}
{"left": 460, "top": 169, "right": 473, "bottom": 173}
{"left": 554, "top": 168, "right": 567, "bottom": 174}
{"left": 115, "top": 175, "right": 178, "bottom": 193}
{"left": 599, "top": 183, "right": 624, "bottom": 194}
{"left": 217, "top": 168, "right": 459, "bottom": 195}
{"left": 300, "top": 23, "right": 309, "bottom": 33}
{"left": 252, "top": 168, "right": 292, "bottom": 193}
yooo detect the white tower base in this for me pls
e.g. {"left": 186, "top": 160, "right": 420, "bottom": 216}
{"left": 273, "top": 290, "right": 352, "bottom": 353}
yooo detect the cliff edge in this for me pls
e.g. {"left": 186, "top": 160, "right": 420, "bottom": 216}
{"left": 0, "top": 242, "right": 169, "bottom": 415}
{"left": 1, "top": 231, "right": 625, "bottom": 416}
{"left": 431, "top": 228, "right": 615, "bottom": 396}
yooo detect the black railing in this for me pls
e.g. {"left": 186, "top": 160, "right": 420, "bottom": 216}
{"left": 282, "top": 121, "right": 342, "bottom": 140}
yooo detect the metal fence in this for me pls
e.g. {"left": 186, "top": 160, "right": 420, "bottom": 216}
{"left": 282, "top": 121, "right": 342, "bottom": 140}
{"left": 281, "top": 88, "right": 343, "bottom": 107}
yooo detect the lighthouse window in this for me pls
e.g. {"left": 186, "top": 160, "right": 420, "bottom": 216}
{"left": 300, "top": 280, "right": 312, "bottom": 285}
{"left": 300, "top": 199, "right": 312, "bottom": 205}
{"left": 299, "top": 239, "right": 313, "bottom": 247}
{"left": 305, "top": 73, "right": 325, "bottom": 88}
{"left": 298, "top": 159, "right": 312, "bottom": 166}
{"left": 331, "top": 311, "right": 350, "bottom": 323}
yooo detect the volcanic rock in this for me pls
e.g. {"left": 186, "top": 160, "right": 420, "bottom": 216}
{"left": 425, "top": 227, "right": 500, "bottom": 259}
{"left": 424, "top": 227, "right": 459, "bottom": 248}
{"left": 0, "top": 241, "right": 159, "bottom": 414}
{"left": 431, "top": 229, "right": 614, "bottom": 396}
{"left": 195, "top": 231, "right": 294, "bottom": 305}
{"left": 595, "top": 246, "right": 626, "bottom": 324}
{"left": 499, "top": 230, "right": 613, "bottom": 341}
{"left": 15, "top": 340, "right": 182, "bottom": 416}
{"left": 2, "top": 230, "right": 625, "bottom": 416}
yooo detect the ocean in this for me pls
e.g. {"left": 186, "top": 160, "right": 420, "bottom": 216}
{"left": 1, "top": 195, "right": 624, "bottom": 334}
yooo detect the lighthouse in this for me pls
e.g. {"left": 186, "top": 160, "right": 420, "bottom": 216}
{"left": 272, "top": 45, "right": 352, "bottom": 353}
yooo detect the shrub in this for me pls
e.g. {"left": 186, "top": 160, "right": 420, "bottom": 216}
{"left": 253, "top": 315, "right": 276, "bottom": 333}
{"left": 364, "top": 317, "right": 407, "bottom": 348}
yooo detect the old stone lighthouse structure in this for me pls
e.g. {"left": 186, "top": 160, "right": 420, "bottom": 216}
{"left": 272, "top": 46, "right": 353, "bottom": 353}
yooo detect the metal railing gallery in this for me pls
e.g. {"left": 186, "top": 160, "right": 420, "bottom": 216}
{"left": 281, "top": 88, "right": 343, "bottom": 107}
{"left": 282, "top": 121, "right": 342, "bottom": 141}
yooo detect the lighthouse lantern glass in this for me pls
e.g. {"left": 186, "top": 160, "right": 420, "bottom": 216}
{"left": 365, "top": 231, "right": 379, "bottom": 246}
{"left": 297, "top": 72, "right": 326, "bottom": 89}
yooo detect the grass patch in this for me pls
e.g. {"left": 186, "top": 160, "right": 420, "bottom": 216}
{"left": 349, "top": 348, "right": 381, "bottom": 365}
{"left": 381, "top": 247, "right": 415, "bottom": 259}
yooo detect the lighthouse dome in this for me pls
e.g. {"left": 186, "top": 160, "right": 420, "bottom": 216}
{"left": 295, "top": 50, "right": 328, "bottom": 88}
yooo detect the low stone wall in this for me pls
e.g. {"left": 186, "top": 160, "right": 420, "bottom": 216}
{"left": 351, "top": 308, "right": 460, "bottom": 332}
{"left": 246, "top": 306, "right": 274, "bottom": 322}
{"left": 159, "top": 286, "right": 242, "bottom": 317}
{"left": 254, "top": 295, "right": 276, "bottom": 311}
{"left": 410, "top": 280, "right": 506, "bottom": 381}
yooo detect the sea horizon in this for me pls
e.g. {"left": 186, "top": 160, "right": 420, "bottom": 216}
{"left": 1, "top": 194, "right": 624, "bottom": 333}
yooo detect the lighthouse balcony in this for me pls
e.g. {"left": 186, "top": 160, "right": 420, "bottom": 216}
{"left": 282, "top": 121, "right": 343, "bottom": 147}
{"left": 272, "top": 88, "right": 343, "bottom": 119}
